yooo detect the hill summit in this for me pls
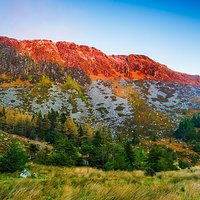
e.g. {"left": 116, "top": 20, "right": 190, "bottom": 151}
{"left": 0, "top": 36, "right": 199, "bottom": 86}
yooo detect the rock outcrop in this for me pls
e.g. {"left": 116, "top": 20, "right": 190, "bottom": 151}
{"left": 0, "top": 36, "right": 199, "bottom": 86}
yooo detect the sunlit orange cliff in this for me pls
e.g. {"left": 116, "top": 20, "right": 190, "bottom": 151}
{"left": 0, "top": 36, "right": 199, "bottom": 86}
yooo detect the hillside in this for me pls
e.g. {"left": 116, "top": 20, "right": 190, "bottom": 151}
{"left": 0, "top": 36, "right": 200, "bottom": 167}
{"left": 0, "top": 36, "right": 200, "bottom": 136}
{"left": 1, "top": 36, "right": 200, "bottom": 200}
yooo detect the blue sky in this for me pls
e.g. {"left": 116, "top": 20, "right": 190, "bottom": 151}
{"left": 0, "top": 0, "right": 199, "bottom": 75}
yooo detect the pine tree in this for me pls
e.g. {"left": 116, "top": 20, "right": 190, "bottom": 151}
{"left": 48, "top": 109, "right": 59, "bottom": 130}
{"left": 92, "top": 131, "right": 102, "bottom": 147}
{"left": 191, "top": 113, "right": 200, "bottom": 128}
{"left": 48, "top": 136, "right": 79, "bottom": 166}
{"left": 0, "top": 140, "right": 27, "bottom": 172}
{"left": 0, "top": 106, "right": 6, "bottom": 131}
{"left": 133, "top": 148, "right": 147, "bottom": 170}
{"left": 174, "top": 119, "right": 196, "bottom": 141}
{"left": 124, "top": 141, "right": 135, "bottom": 169}
{"left": 147, "top": 146, "right": 177, "bottom": 173}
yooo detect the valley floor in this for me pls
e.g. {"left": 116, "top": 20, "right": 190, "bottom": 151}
{"left": 1, "top": 164, "right": 200, "bottom": 200}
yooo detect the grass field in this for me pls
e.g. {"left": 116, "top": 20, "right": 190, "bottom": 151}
{"left": 1, "top": 164, "right": 200, "bottom": 200}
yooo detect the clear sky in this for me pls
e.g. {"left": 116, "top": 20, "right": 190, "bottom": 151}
{"left": 0, "top": 0, "right": 199, "bottom": 75}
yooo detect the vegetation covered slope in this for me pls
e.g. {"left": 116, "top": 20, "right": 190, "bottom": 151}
{"left": 1, "top": 107, "right": 200, "bottom": 173}
{"left": 1, "top": 112, "right": 200, "bottom": 200}
{"left": 0, "top": 78, "right": 200, "bottom": 135}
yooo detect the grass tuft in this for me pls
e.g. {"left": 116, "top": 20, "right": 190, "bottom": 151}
{"left": 1, "top": 164, "right": 200, "bottom": 199}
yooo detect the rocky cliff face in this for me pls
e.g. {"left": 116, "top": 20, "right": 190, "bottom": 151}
{"left": 0, "top": 36, "right": 199, "bottom": 86}
{"left": 0, "top": 36, "right": 200, "bottom": 135}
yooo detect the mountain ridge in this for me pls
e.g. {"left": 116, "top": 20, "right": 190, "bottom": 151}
{"left": 0, "top": 36, "right": 200, "bottom": 86}
{"left": 0, "top": 36, "right": 200, "bottom": 151}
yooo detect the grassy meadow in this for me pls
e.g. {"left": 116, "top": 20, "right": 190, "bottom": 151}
{"left": 1, "top": 164, "right": 200, "bottom": 200}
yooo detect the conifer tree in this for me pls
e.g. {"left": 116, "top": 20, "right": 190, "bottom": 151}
{"left": 0, "top": 140, "right": 27, "bottom": 172}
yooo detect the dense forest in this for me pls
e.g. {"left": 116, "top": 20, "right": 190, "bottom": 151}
{"left": 174, "top": 113, "right": 200, "bottom": 153}
{"left": 1, "top": 106, "right": 200, "bottom": 175}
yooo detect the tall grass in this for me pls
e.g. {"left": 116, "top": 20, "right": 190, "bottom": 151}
{"left": 1, "top": 164, "right": 200, "bottom": 200}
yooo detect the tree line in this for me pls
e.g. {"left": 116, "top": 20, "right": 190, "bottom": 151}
{"left": 174, "top": 113, "right": 200, "bottom": 153}
{"left": 1, "top": 107, "right": 197, "bottom": 175}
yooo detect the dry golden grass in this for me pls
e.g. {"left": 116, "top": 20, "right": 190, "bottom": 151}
{"left": 153, "top": 139, "right": 197, "bottom": 155}
{"left": 111, "top": 79, "right": 130, "bottom": 98}
{"left": 1, "top": 164, "right": 200, "bottom": 200}
{"left": 0, "top": 79, "right": 31, "bottom": 87}
{"left": 128, "top": 87, "right": 175, "bottom": 134}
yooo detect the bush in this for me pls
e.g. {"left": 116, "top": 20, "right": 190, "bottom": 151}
{"left": 174, "top": 118, "right": 196, "bottom": 141}
{"left": 147, "top": 146, "right": 177, "bottom": 172}
{"left": 35, "top": 136, "right": 79, "bottom": 167}
{"left": 178, "top": 160, "right": 191, "bottom": 169}
{"left": 144, "top": 167, "right": 156, "bottom": 176}
{"left": 0, "top": 140, "right": 27, "bottom": 172}
{"left": 35, "top": 147, "right": 50, "bottom": 165}
{"left": 192, "top": 142, "right": 200, "bottom": 153}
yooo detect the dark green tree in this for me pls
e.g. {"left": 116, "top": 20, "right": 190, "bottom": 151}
{"left": 124, "top": 141, "right": 135, "bottom": 169}
{"left": 48, "top": 136, "right": 79, "bottom": 166}
{"left": 191, "top": 113, "right": 200, "bottom": 128}
{"left": 192, "top": 142, "right": 200, "bottom": 153}
{"left": 0, "top": 106, "right": 6, "bottom": 131}
{"left": 104, "top": 144, "right": 130, "bottom": 170}
{"left": 92, "top": 131, "right": 103, "bottom": 147}
{"left": 174, "top": 119, "right": 196, "bottom": 141}
{"left": 133, "top": 148, "right": 147, "bottom": 170}
{"left": 0, "top": 140, "right": 27, "bottom": 172}
{"left": 146, "top": 146, "right": 177, "bottom": 174}
{"left": 48, "top": 109, "right": 59, "bottom": 130}
{"left": 90, "top": 131, "right": 107, "bottom": 167}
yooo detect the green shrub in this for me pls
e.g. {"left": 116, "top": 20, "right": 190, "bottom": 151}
{"left": 147, "top": 146, "right": 177, "bottom": 172}
{"left": 144, "top": 167, "right": 156, "bottom": 176}
{"left": 0, "top": 140, "right": 27, "bottom": 172}
{"left": 192, "top": 142, "right": 200, "bottom": 153}
{"left": 178, "top": 160, "right": 191, "bottom": 169}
